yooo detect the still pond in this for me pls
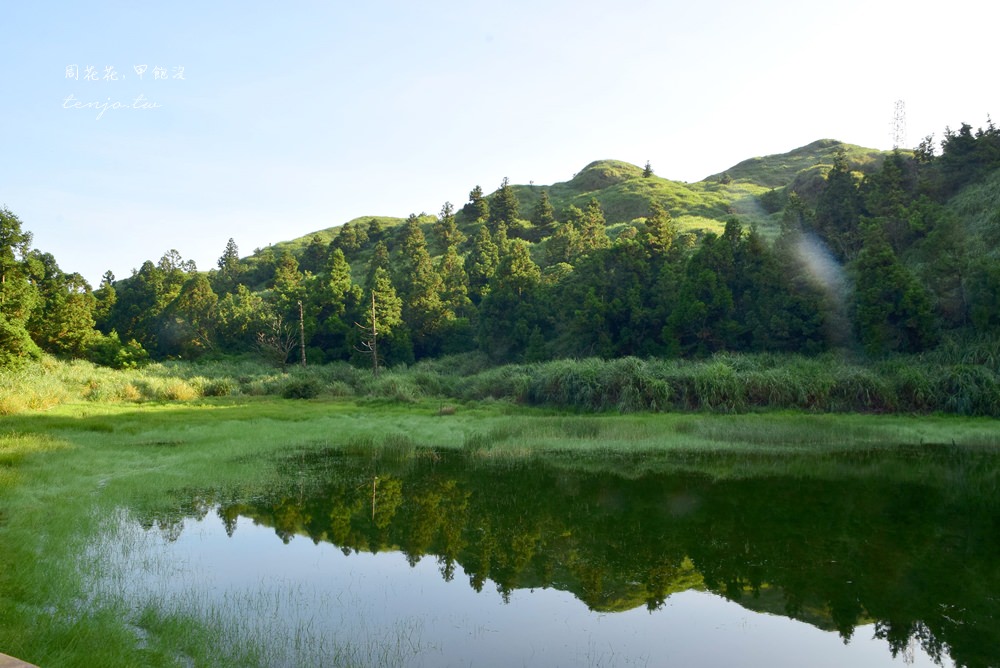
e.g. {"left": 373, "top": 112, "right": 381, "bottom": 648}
{"left": 90, "top": 446, "right": 998, "bottom": 667}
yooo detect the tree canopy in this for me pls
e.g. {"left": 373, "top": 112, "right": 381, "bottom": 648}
{"left": 5, "top": 120, "right": 1000, "bottom": 371}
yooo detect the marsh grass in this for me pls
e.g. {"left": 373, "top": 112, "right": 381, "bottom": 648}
{"left": 4, "top": 350, "right": 1000, "bottom": 416}
{"left": 3, "top": 358, "right": 1000, "bottom": 665}
{"left": 455, "top": 353, "right": 1000, "bottom": 416}
{"left": 378, "top": 432, "right": 417, "bottom": 462}
{"left": 0, "top": 400, "right": 395, "bottom": 666}
{"left": 0, "top": 432, "right": 67, "bottom": 493}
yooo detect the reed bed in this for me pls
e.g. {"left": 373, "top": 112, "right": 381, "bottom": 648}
{"left": 3, "top": 349, "right": 1000, "bottom": 416}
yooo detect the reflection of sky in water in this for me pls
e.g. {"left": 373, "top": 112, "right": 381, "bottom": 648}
{"left": 97, "top": 511, "right": 946, "bottom": 668}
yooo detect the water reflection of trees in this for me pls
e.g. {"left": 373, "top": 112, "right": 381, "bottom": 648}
{"left": 160, "top": 449, "right": 998, "bottom": 668}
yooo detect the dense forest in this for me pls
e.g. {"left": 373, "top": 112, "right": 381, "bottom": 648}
{"left": 2, "top": 120, "right": 999, "bottom": 372}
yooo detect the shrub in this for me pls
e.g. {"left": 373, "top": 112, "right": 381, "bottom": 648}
{"left": 327, "top": 380, "right": 353, "bottom": 397}
{"left": 87, "top": 332, "right": 150, "bottom": 369}
{"left": 603, "top": 357, "right": 671, "bottom": 412}
{"left": 162, "top": 379, "right": 200, "bottom": 401}
{"left": 82, "top": 378, "right": 142, "bottom": 403}
{"left": 830, "top": 366, "right": 894, "bottom": 412}
{"left": 693, "top": 360, "right": 746, "bottom": 412}
{"left": 938, "top": 364, "right": 1000, "bottom": 416}
{"left": 0, "top": 315, "right": 42, "bottom": 368}
{"left": 458, "top": 365, "right": 533, "bottom": 403}
{"left": 365, "top": 374, "right": 424, "bottom": 402}
{"left": 281, "top": 378, "right": 322, "bottom": 399}
{"left": 202, "top": 378, "right": 239, "bottom": 397}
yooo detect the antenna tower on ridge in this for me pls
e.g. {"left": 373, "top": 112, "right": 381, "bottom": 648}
{"left": 891, "top": 99, "right": 907, "bottom": 150}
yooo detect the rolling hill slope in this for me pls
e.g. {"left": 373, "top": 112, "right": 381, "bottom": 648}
{"left": 259, "top": 139, "right": 896, "bottom": 260}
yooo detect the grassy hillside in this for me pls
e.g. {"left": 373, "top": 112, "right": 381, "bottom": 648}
{"left": 708, "top": 138, "right": 890, "bottom": 188}
{"left": 512, "top": 160, "right": 744, "bottom": 233}
{"left": 262, "top": 139, "right": 897, "bottom": 263}
{"left": 265, "top": 215, "right": 410, "bottom": 257}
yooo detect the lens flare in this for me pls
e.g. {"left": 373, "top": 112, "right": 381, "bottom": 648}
{"left": 793, "top": 233, "right": 853, "bottom": 348}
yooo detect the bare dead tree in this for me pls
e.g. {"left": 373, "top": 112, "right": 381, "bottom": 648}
{"left": 256, "top": 314, "right": 298, "bottom": 370}
{"left": 354, "top": 291, "right": 380, "bottom": 376}
{"left": 297, "top": 300, "right": 307, "bottom": 368}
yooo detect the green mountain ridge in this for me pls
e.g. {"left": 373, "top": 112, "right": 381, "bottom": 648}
{"left": 708, "top": 138, "right": 889, "bottom": 187}
{"left": 270, "top": 139, "right": 894, "bottom": 258}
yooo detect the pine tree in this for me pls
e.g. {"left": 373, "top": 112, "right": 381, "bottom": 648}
{"left": 300, "top": 235, "right": 329, "bottom": 274}
{"left": 488, "top": 177, "right": 519, "bottom": 233}
{"left": 217, "top": 238, "right": 240, "bottom": 272}
{"left": 551, "top": 231, "right": 667, "bottom": 358}
{"left": 814, "top": 148, "right": 864, "bottom": 261}
{"left": 366, "top": 218, "right": 384, "bottom": 244}
{"left": 438, "top": 244, "right": 472, "bottom": 319}
{"left": 26, "top": 252, "right": 101, "bottom": 358}
{"left": 396, "top": 215, "right": 446, "bottom": 356}
{"left": 853, "top": 223, "right": 937, "bottom": 354}
{"left": 355, "top": 266, "right": 409, "bottom": 369}
{"left": 0, "top": 207, "right": 39, "bottom": 341}
{"left": 531, "top": 189, "right": 557, "bottom": 236}
{"left": 667, "top": 222, "right": 746, "bottom": 355}
{"left": 579, "top": 198, "right": 611, "bottom": 253}
{"left": 299, "top": 248, "right": 362, "bottom": 362}
{"left": 644, "top": 201, "right": 676, "bottom": 255}
{"left": 434, "top": 201, "right": 466, "bottom": 250}
{"left": 545, "top": 221, "right": 581, "bottom": 265}
{"left": 93, "top": 270, "right": 117, "bottom": 332}
{"left": 162, "top": 273, "right": 219, "bottom": 357}
{"left": 365, "top": 240, "right": 391, "bottom": 289}
{"left": 106, "top": 257, "right": 188, "bottom": 355}
{"left": 214, "top": 238, "right": 244, "bottom": 295}
{"left": 333, "top": 221, "right": 367, "bottom": 255}
{"left": 492, "top": 239, "right": 540, "bottom": 298}
{"left": 0, "top": 207, "right": 32, "bottom": 290}
{"left": 271, "top": 251, "right": 304, "bottom": 319}
{"left": 478, "top": 239, "right": 542, "bottom": 361}
{"left": 465, "top": 225, "right": 499, "bottom": 303}
{"left": 321, "top": 248, "right": 358, "bottom": 318}
{"left": 464, "top": 185, "right": 489, "bottom": 223}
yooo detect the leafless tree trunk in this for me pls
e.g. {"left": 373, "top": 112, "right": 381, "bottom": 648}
{"left": 354, "top": 291, "right": 380, "bottom": 376}
{"left": 298, "top": 300, "right": 307, "bottom": 367}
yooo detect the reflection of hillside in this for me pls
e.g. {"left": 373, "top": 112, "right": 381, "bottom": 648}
{"left": 187, "top": 449, "right": 999, "bottom": 668}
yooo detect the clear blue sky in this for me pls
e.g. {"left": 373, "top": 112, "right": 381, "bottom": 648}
{"left": 1, "top": 0, "right": 995, "bottom": 285}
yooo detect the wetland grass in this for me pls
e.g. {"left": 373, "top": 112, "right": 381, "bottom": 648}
{"left": 4, "top": 349, "right": 1000, "bottom": 416}
{"left": 3, "top": 352, "right": 1000, "bottom": 666}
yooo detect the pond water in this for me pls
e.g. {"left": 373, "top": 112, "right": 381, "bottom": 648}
{"left": 95, "top": 447, "right": 999, "bottom": 667}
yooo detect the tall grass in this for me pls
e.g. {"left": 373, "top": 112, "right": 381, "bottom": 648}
{"left": 3, "top": 349, "right": 1000, "bottom": 416}
{"left": 451, "top": 353, "right": 1000, "bottom": 416}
